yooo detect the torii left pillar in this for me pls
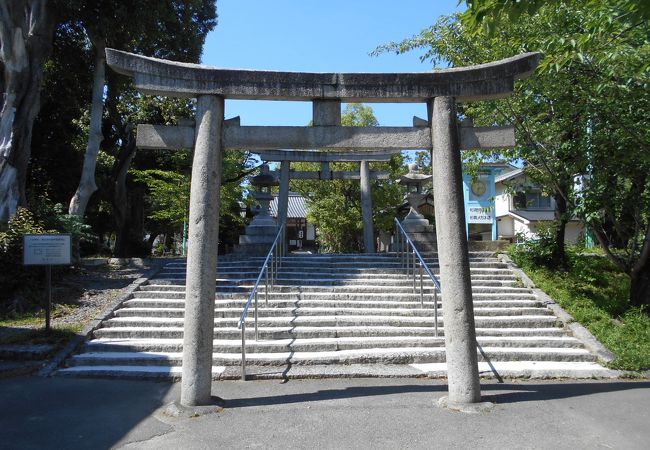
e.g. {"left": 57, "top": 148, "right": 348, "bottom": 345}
{"left": 277, "top": 160, "right": 290, "bottom": 252}
{"left": 181, "top": 95, "right": 224, "bottom": 406}
{"left": 360, "top": 160, "right": 374, "bottom": 253}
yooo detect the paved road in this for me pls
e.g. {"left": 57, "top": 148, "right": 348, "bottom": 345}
{"left": 1, "top": 377, "right": 648, "bottom": 449}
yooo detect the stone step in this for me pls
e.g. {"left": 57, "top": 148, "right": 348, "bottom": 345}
{"left": 132, "top": 286, "right": 537, "bottom": 301}
{"left": 66, "top": 346, "right": 597, "bottom": 368}
{"left": 93, "top": 326, "right": 568, "bottom": 340}
{"left": 113, "top": 306, "right": 553, "bottom": 319}
{"left": 0, "top": 344, "right": 55, "bottom": 361}
{"left": 55, "top": 361, "right": 617, "bottom": 380}
{"left": 59, "top": 251, "right": 609, "bottom": 381}
{"left": 141, "top": 283, "right": 531, "bottom": 295}
{"left": 100, "top": 314, "right": 559, "bottom": 329}
{"left": 155, "top": 270, "right": 516, "bottom": 283}
{"left": 153, "top": 268, "right": 517, "bottom": 279}
{"left": 160, "top": 261, "right": 509, "bottom": 271}
{"left": 84, "top": 335, "right": 585, "bottom": 354}
{"left": 122, "top": 298, "right": 542, "bottom": 309}
{"left": 132, "top": 290, "right": 539, "bottom": 301}
{"left": 163, "top": 256, "right": 499, "bottom": 268}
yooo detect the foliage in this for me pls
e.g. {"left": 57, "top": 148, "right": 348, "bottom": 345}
{"left": 0, "top": 208, "right": 48, "bottom": 312}
{"left": 290, "top": 104, "right": 404, "bottom": 253}
{"left": 132, "top": 168, "right": 190, "bottom": 229}
{"left": 374, "top": 1, "right": 650, "bottom": 306}
{"left": 461, "top": 0, "right": 650, "bottom": 41}
{"left": 510, "top": 247, "right": 649, "bottom": 371}
{"left": 44, "top": 203, "right": 96, "bottom": 244}
{"left": 509, "top": 223, "right": 561, "bottom": 268}
{"left": 0, "top": 202, "right": 99, "bottom": 312}
{"left": 23, "top": 1, "right": 220, "bottom": 257}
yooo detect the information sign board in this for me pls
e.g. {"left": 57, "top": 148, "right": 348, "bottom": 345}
{"left": 23, "top": 234, "right": 72, "bottom": 266}
{"left": 467, "top": 206, "right": 493, "bottom": 224}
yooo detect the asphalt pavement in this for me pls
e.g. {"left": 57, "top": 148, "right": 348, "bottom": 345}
{"left": 1, "top": 376, "right": 649, "bottom": 449}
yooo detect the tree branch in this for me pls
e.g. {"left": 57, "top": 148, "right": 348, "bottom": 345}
{"left": 222, "top": 164, "right": 261, "bottom": 184}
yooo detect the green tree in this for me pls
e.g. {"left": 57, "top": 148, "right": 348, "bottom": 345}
{"left": 375, "top": 1, "right": 650, "bottom": 307}
{"left": 2, "top": 1, "right": 221, "bottom": 257}
{"left": 291, "top": 104, "right": 404, "bottom": 253}
{"left": 67, "top": 0, "right": 218, "bottom": 219}
{"left": 0, "top": 1, "right": 60, "bottom": 222}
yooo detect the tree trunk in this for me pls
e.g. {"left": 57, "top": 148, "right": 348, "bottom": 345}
{"left": 630, "top": 221, "right": 650, "bottom": 309}
{"left": 68, "top": 37, "right": 105, "bottom": 216}
{"left": 630, "top": 265, "right": 650, "bottom": 309}
{"left": 112, "top": 130, "right": 136, "bottom": 257}
{"left": 0, "top": 0, "right": 56, "bottom": 222}
{"left": 145, "top": 232, "right": 158, "bottom": 255}
{"left": 552, "top": 185, "right": 569, "bottom": 267}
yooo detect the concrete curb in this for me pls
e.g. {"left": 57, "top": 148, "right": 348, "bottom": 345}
{"left": 497, "top": 253, "right": 616, "bottom": 365}
{"left": 38, "top": 259, "right": 167, "bottom": 377}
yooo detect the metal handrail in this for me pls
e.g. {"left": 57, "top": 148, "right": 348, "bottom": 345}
{"left": 237, "top": 223, "right": 286, "bottom": 380}
{"left": 393, "top": 218, "right": 440, "bottom": 337}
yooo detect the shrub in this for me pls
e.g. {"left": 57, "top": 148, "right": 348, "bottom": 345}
{"left": 49, "top": 204, "right": 97, "bottom": 261}
{"left": 509, "top": 222, "right": 559, "bottom": 268}
{"left": 0, "top": 208, "right": 48, "bottom": 313}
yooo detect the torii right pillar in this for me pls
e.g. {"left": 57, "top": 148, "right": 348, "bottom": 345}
{"left": 430, "top": 96, "right": 481, "bottom": 405}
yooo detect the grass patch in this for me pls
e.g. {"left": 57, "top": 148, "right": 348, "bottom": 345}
{"left": 1, "top": 305, "right": 84, "bottom": 349}
{"left": 510, "top": 249, "right": 650, "bottom": 371}
{"left": 0, "top": 326, "right": 81, "bottom": 346}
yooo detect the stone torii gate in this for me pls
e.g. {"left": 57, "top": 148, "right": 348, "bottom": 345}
{"left": 258, "top": 149, "right": 400, "bottom": 253}
{"left": 106, "top": 48, "right": 540, "bottom": 409}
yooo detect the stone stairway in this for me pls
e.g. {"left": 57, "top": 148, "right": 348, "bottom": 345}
{"left": 57, "top": 252, "right": 614, "bottom": 379}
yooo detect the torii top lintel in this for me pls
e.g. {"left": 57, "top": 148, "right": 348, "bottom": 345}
{"left": 105, "top": 49, "right": 541, "bottom": 102}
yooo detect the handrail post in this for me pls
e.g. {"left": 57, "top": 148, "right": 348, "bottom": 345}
{"left": 403, "top": 238, "right": 407, "bottom": 273}
{"left": 265, "top": 264, "right": 269, "bottom": 306}
{"left": 434, "top": 288, "right": 439, "bottom": 337}
{"left": 395, "top": 217, "right": 442, "bottom": 338}
{"left": 269, "top": 252, "right": 274, "bottom": 288}
{"left": 412, "top": 248, "right": 417, "bottom": 293}
{"left": 238, "top": 223, "right": 286, "bottom": 382}
{"left": 241, "top": 321, "right": 247, "bottom": 381}
{"left": 419, "top": 263, "right": 424, "bottom": 306}
{"left": 254, "top": 290, "right": 259, "bottom": 341}
{"left": 403, "top": 235, "right": 407, "bottom": 269}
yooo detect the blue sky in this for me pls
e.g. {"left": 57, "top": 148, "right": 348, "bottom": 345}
{"left": 202, "top": 0, "right": 463, "bottom": 127}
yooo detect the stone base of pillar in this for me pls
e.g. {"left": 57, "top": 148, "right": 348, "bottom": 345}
{"left": 436, "top": 396, "right": 495, "bottom": 414}
{"left": 235, "top": 224, "right": 277, "bottom": 256}
{"left": 163, "top": 397, "right": 225, "bottom": 418}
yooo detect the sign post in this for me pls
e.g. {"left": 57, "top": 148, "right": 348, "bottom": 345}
{"left": 23, "top": 234, "right": 72, "bottom": 331}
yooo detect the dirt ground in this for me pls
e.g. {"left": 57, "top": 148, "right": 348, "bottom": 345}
{"left": 0, "top": 260, "right": 156, "bottom": 347}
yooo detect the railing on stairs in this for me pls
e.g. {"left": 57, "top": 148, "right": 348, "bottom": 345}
{"left": 237, "top": 223, "right": 286, "bottom": 380}
{"left": 393, "top": 218, "right": 440, "bottom": 337}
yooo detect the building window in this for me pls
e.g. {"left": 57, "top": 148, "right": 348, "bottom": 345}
{"left": 514, "top": 191, "right": 552, "bottom": 209}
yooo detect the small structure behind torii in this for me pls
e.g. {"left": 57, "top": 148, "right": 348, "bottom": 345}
{"left": 258, "top": 149, "right": 401, "bottom": 253}
{"left": 106, "top": 48, "right": 541, "bottom": 409}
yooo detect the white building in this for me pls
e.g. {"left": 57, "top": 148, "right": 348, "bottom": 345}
{"left": 494, "top": 168, "right": 583, "bottom": 243}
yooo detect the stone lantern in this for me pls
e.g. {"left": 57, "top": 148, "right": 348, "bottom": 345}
{"left": 249, "top": 164, "right": 278, "bottom": 228}
{"left": 398, "top": 163, "right": 432, "bottom": 232}
{"left": 236, "top": 164, "right": 279, "bottom": 255}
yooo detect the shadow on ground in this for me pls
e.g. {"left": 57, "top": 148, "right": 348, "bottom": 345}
{"left": 0, "top": 377, "right": 174, "bottom": 450}
{"left": 224, "top": 380, "right": 650, "bottom": 409}
{"left": 1, "top": 376, "right": 648, "bottom": 449}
